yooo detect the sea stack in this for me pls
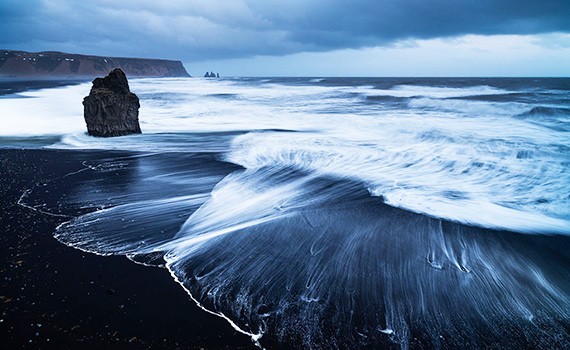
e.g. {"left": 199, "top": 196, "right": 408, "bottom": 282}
{"left": 83, "top": 68, "right": 141, "bottom": 137}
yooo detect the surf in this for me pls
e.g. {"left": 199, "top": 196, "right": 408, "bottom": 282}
{"left": 4, "top": 76, "right": 570, "bottom": 348}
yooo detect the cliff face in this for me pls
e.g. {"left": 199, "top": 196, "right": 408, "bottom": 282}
{"left": 0, "top": 50, "right": 190, "bottom": 79}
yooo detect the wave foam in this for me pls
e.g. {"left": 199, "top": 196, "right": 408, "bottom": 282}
{"left": 226, "top": 129, "right": 570, "bottom": 234}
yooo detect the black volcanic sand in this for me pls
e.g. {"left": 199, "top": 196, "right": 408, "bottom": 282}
{"left": 0, "top": 149, "right": 256, "bottom": 350}
{"left": 0, "top": 80, "right": 86, "bottom": 97}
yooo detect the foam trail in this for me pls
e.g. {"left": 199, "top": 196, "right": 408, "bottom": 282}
{"left": 55, "top": 194, "right": 208, "bottom": 255}
{"left": 226, "top": 128, "right": 570, "bottom": 234}
{"left": 51, "top": 163, "right": 570, "bottom": 349}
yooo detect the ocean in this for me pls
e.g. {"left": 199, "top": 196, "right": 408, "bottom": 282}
{"left": 1, "top": 77, "right": 569, "bottom": 349}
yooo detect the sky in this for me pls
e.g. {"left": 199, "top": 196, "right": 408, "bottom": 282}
{"left": 1, "top": 0, "right": 569, "bottom": 76}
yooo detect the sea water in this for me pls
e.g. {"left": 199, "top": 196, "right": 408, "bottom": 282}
{"left": 1, "top": 77, "right": 569, "bottom": 348}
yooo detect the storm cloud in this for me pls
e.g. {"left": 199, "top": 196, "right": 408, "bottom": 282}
{"left": 1, "top": 0, "right": 569, "bottom": 61}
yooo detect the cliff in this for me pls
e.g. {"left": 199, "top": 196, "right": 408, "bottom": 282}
{"left": 0, "top": 50, "right": 190, "bottom": 79}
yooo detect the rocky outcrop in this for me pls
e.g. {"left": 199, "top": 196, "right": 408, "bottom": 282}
{"left": 83, "top": 68, "right": 141, "bottom": 137}
{"left": 0, "top": 50, "right": 190, "bottom": 79}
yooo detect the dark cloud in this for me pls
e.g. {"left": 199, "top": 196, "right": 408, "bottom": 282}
{"left": 268, "top": 0, "right": 570, "bottom": 48}
{"left": 1, "top": 0, "right": 569, "bottom": 61}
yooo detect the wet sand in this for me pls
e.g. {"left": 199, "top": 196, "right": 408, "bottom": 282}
{"left": 0, "top": 148, "right": 256, "bottom": 349}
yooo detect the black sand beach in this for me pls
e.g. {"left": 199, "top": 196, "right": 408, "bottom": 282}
{"left": 0, "top": 80, "right": 85, "bottom": 97}
{"left": 1, "top": 148, "right": 569, "bottom": 349}
{"left": 0, "top": 148, "right": 256, "bottom": 349}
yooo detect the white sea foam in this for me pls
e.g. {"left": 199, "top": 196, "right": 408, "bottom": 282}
{"left": 0, "top": 83, "right": 90, "bottom": 136}
{"left": 384, "top": 84, "right": 511, "bottom": 98}
{"left": 2, "top": 77, "right": 569, "bottom": 234}
{"left": 225, "top": 125, "right": 570, "bottom": 234}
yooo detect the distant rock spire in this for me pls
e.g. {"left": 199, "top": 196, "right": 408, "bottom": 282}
{"left": 204, "top": 71, "right": 220, "bottom": 78}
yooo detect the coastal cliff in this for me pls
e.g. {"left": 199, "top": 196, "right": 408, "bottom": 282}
{"left": 0, "top": 50, "right": 190, "bottom": 79}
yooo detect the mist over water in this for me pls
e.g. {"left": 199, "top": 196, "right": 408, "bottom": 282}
{"left": 3, "top": 77, "right": 570, "bottom": 348}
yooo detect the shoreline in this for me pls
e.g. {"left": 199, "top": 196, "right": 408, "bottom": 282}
{"left": 0, "top": 79, "right": 88, "bottom": 97}
{"left": 0, "top": 148, "right": 255, "bottom": 349}
{"left": 1, "top": 146, "right": 569, "bottom": 349}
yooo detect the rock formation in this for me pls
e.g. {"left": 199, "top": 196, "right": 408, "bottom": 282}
{"left": 204, "top": 71, "right": 220, "bottom": 78}
{"left": 83, "top": 68, "right": 141, "bottom": 137}
{"left": 0, "top": 50, "right": 190, "bottom": 79}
